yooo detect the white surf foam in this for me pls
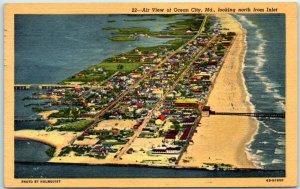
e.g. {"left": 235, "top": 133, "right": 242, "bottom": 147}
{"left": 250, "top": 29, "right": 286, "bottom": 112}
{"left": 260, "top": 141, "right": 269, "bottom": 145}
{"left": 237, "top": 15, "right": 258, "bottom": 28}
{"left": 274, "top": 148, "right": 285, "bottom": 155}
{"left": 236, "top": 16, "right": 265, "bottom": 169}
{"left": 260, "top": 121, "right": 285, "bottom": 135}
{"left": 272, "top": 159, "right": 283, "bottom": 164}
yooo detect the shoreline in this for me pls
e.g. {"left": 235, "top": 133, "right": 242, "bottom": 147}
{"left": 178, "top": 14, "right": 258, "bottom": 169}
{"left": 238, "top": 21, "right": 261, "bottom": 169}
{"left": 235, "top": 15, "right": 260, "bottom": 169}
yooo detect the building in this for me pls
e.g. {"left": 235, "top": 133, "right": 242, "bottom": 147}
{"left": 180, "top": 126, "right": 192, "bottom": 141}
{"left": 202, "top": 106, "right": 211, "bottom": 117}
{"left": 165, "top": 130, "right": 178, "bottom": 139}
{"left": 152, "top": 146, "right": 182, "bottom": 154}
{"left": 174, "top": 99, "right": 199, "bottom": 108}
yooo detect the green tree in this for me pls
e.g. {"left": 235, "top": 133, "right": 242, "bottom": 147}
{"left": 117, "top": 64, "right": 124, "bottom": 70}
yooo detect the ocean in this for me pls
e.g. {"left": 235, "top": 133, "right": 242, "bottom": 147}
{"left": 235, "top": 14, "right": 286, "bottom": 170}
{"left": 14, "top": 14, "right": 286, "bottom": 178}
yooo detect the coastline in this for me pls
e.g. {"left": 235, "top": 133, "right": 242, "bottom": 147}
{"left": 179, "top": 15, "right": 259, "bottom": 169}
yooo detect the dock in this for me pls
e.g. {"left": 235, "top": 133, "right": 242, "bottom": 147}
{"left": 14, "top": 84, "right": 87, "bottom": 90}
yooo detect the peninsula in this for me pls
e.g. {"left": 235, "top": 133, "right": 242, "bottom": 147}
{"left": 15, "top": 14, "right": 258, "bottom": 170}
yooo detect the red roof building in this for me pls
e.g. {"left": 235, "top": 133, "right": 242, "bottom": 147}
{"left": 74, "top": 88, "right": 81, "bottom": 93}
{"left": 180, "top": 126, "right": 192, "bottom": 141}
{"left": 136, "top": 102, "right": 143, "bottom": 108}
{"left": 158, "top": 114, "right": 167, "bottom": 121}
{"left": 165, "top": 130, "right": 178, "bottom": 139}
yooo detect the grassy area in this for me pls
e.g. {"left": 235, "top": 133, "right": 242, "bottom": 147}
{"left": 106, "top": 27, "right": 160, "bottom": 36}
{"left": 110, "top": 36, "right": 137, "bottom": 41}
{"left": 58, "top": 120, "right": 94, "bottom": 132}
{"left": 165, "top": 38, "right": 190, "bottom": 48}
{"left": 90, "top": 62, "right": 143, "bottom": 73}
{"left": 169, "top": 17, "right": 204, "bottom": 31}
{"left": 117, "top": 27, "right": 150, "bottom": 34}
{"left": 63, "top": 62, "right": 144, "bottom": 83}
{"left": 46, "top": 147, "right": 56, "bottom": 157}
{"left": 103, "top": 27, "right": 118, "bottom": 30}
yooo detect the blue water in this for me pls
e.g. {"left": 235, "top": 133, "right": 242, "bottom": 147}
{"left": 15, "top": 15, "right": 188, "bottom": 84}
{"left": 15, "top": 163, "right": 284, "bottom": 178}
{"left": 15, "top": 140, "right": 52, "bottom": 162}
{"left": 14, "top": 14, "right": 286, "bottom": 178}
{"left": 235, "top": 14, "right": 286, "bottom": 170}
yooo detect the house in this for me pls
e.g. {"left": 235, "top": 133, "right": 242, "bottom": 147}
{"left": 74, "top": 88, "right": 81, "bottom": 93}
{"left": 155, "top": 119, "right": 164, "bottom": 126}
{"left": 222, "top": 40, "right": 231, "bottom": 46}
{"left": 136, "top": 102, "right": 143, "bottom": 108}
{"left": 158, "top": 114, "right": 167, "bottom": 121}
{"left": 182, "top": 117, "right": 196, "bottom": 125}
{"left": 130, "top": 73, "right": 142, "bottom": 79}
{"left": 152, "top": 89, "right": 164, "bottom": 98}
{"left": 195, "top": 72, "right": 211, "bottom": 80}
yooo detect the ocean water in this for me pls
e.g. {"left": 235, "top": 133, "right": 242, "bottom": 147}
{"left": 15, "top": 14, "right": 189, "bottom": 84}
{"left": 14, "top": 14, "right": 286, "bottom": 178}
{"left": 235, "top": 14, "right": 286, "bottom": 170}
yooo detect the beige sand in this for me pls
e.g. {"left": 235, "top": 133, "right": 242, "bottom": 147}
{"left": 179, "top": 15, "right": 258, "bottom": 169}
{"left": 15, "top": 130, "right": 81, "bottom": 155}
{"left": 50, "top": 137, "right": 177, "bottom": 166}
{"left": 38, "top": 110, "right": 58, "bottom": 125}
{"left": 73, "top": 135, "right": 99, "bottom": 146}
{"left": 39, "top": 94, "right": 60, "bottom": 100}
{"left": 65, "top": 81, "right": 85, "bottom": 86}
{"left": 118, "top": 137, "right": 178, "bottom": 166}
{"left": 94, "top": 119, "right": 136, "bottom": 130}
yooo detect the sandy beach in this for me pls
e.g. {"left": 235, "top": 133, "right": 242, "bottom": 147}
{"left": 94, "top": 119, "right": 136, "bottom": 130}
{"left": 179, "top": 15, "right": 258, "bottom": 169}
{"left": 15, "top": 130, "right": 81, "bottom": 155}
{"left": 38, "top": 110, "right": 59, "bottom": 125}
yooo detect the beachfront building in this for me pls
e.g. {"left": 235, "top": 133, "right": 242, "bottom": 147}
{"left": 202, "top": 106, "right": 211, "bottom": 117}
{"left": 174, "top": 99, "right": 199, "bottom": 108}
{"left": 152, "top": 145, "right": 182, "bottom": 154}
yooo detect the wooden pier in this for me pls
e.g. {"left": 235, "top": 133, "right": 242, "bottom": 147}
{"left": 211, "top": 112, "right": 285, "bottom": 118}
{"left": 14, "top": 84, "right": 83, "bottom": 90}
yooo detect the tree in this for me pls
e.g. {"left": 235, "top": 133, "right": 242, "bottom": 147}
{"left": 72, "top": 108, "right": 81, "bottom": 121}
{"left": 117, "top": 64, "right": 124, "bottom": 70}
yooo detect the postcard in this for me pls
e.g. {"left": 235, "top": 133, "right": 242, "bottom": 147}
{"left": 4, "top": 2, "right": 298, "bottom": 188}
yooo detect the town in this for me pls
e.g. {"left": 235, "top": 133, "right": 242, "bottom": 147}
{"left": 16, "top": 15, "right": 236, "bottom": 168}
